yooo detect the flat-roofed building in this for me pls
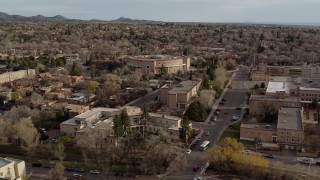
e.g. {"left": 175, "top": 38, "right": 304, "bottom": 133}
{"left": 241, "top": 107, "right": 304, "bottom": 150}
{"left": 125, "top": 55, "right": 190, "bottom": 75}
{"left": 249, "top": 95, "right": 300, "bottom": 115}
{"left": 160, "top": 80, "right": 201, "bottom": 111}
{"left": 0, "top": 157, "right": 26, "bottom": 180}
{"left": 146, "top": 113, "right": 191, "bottom": 140}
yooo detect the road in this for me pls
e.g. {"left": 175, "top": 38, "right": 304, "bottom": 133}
{"left": 126, "top": 89, "right": 160, "bottom": 109}
{"left": 163, "top": 66, "right": 250, "bottom": 180}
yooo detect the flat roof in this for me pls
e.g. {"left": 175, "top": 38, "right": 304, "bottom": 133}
{"left": 127, "top": 55, "right": 184, "bottom": 62}
{"left": 277, "top": 107, "right": 303, "bottom": 130}
{"left": 266, "top": 81, "right": 289, "bottom": 94}
{"left": 0, "top": 158, "right": 11, "bottom": 167}
{"left": 167, "top": 80, "right": 200, "bottom": 94}
{"left": 250, "top": 95, "right": 300, "bottom": 102}
{"left": 241, "top": 123, "right": 276, "bottom": 131}
{"left": 299, "top": 87, "right": 320, "bottom": 91}
{"left": 150, "top": 113, "right": 181, "bottom": 121}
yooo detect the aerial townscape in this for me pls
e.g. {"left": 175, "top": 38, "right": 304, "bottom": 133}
{"left": 0, "top": 1, "right": 320, "bottom": 180}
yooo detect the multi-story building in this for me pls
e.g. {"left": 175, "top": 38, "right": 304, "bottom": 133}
{"left": 0, "top": 157, "right": 26, "bottom": 180}
{"left": 60, "top": 106, "right": 190, "bottom": 141}
{"left": 160, "top": 80, "right": 202, "bottom": 111}
{"left": 240, "top": 107, "right": 304, "bottom": 150}
{"left": 257, "top": 62, "right": 320, "bottom": 77}
{"left": 125, "top": 55, "right": 190, "bottom": 75}
{"left": 249, "top": 81, "right": 300, "bottom": 115}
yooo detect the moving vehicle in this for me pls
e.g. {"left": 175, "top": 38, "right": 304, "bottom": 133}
{"left": 231, "top": 114, "right": 240, "bottom": 121}
{"left": 90, "top": 170, "right": 101, "bottom": 175}
{"left": 211, "top": 116, "right": 217, "bottom": 121}
{"left": 205, "top": 131, "right": 210, "bottom": 136}
{"left": 185, "top": 149, "right": 192, "bottom": 154}
{"left": 200, "top": 141, "right": 210, "bottom": 151}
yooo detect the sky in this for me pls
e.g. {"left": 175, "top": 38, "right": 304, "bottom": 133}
{"left": 1, "top": 0, "right": 320, "bottom": 23}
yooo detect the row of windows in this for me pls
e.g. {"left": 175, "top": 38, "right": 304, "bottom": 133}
{"left": 286, "top": 138, "right": 300, "bottom": 143}
{"left": 281, "top": 131, "right": 300, "bottom": 137}
{"left": 301, "top": 93, "right": 320, "bottom": 97}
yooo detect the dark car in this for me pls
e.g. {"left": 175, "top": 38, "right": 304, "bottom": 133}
{"left": 264, "top": 154, "right": 274, "bottom": 158}
{"left": 222, "top": 98, "right": 226, "bottom": 101}
{"left": 214, "top": 110, "right": 220, "bottom": 115}
{"left": 32, "top": 163, "right": 42, "bottom": 167}
{"left": 219, "top": 102, "right": 224, "bottom": 105}
{"left": 316, "top": 161, "right": 320, "bottom": 166}
{"left": 75, "top": 168, "right": 84, "bottom": 173}
{"left": 193, "top": 166, "right": 200, "bottom": 172}
{"left": 65, "top": 167, "right": 75, "bottom": 171}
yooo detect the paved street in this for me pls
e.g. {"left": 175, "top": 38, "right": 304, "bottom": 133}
{"left": 163, "top": 67, "right": 250, "bottom": 180}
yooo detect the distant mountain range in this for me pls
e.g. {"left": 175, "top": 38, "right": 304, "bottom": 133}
{"left": 0, "top": 11, "right": 319, "bottom": 26}
{"left": 0, "top": 11, "right": 163, "bottom": 24}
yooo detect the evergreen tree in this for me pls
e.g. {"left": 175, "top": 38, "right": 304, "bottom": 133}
{"left": 113, "top": 115, "right": 123, "bottom": 138}
{"left": 202, "top": 76, "right": 210, "bottom": 89}
{"left": 141, "top": 104, "right": 150, "bottom": 125}
{"left": 179, "top": 116, "right": 191, "bottom": 143}
{"left": 70, "top": 62, "right": 82, "bottom": 76}
{"left": 120, "top": 109, "right": 131, "bottom": 135}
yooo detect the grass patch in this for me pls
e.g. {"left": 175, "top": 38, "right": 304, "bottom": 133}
{"left": 111, "top": 165, "right": 141, "bottom": 173}
{"left": 229, "top": 122, "right": 241, "bottom": 130}
{"left": 65, "top": 147, "right": 82, "bottom": 156}
{"left": 63, "top": 161, "right": 96, "bottom": 169}
{"left": 221, "top": 131, "right": 240, "bottom": 139}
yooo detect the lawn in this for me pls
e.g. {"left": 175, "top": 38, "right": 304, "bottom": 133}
{"left": 221, "top": 131, "right": 240, "bottom": 139}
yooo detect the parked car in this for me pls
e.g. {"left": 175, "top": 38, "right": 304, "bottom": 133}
{"left": 263, "top": 154, "right": 274, "bottom": 158}
{"left": 65, "top": 167, "right": 75, "bottom": 171}
{"left": 185, "top": 149, "right": 192, "bottom": 154}
{"left": 32, "top": 163, "right": 42, "bottom": 167}
{"left": 75, "top": 168, "right": 84, "bottom": 173}
{"left": 197, "top": 137, "right": 202, "bottom": 141}
{"left": 214, "top": 110, "right": 220, "bottom": 115}
{"left": 231, "top": 114, "right": 240, "bottom": 121}
{"left": 90, "top": 170, "right": 101, "bottom": 175}
{"left": 73, "top": 173, "right": 82, "bottom": 178}
{"left": 219, "top": 102, "right": 224, "bottom": 105}
{"left": 211, "top": 116, "right": 217, "bottom": 121}
{"left": 316, "top": 161, "right": 320, "bottom": 166}
{"left": 193, "top": 166, "right": 200, "bottom": 172}
{"left": 222, "top": 98, "right": 226, "bottom": 101}
{"left": 205, "top": 131, "right": 210, "bottom": 136}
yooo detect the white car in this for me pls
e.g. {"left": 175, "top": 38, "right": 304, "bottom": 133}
{"left": 185, "top": 149, "right": 192, "bottom": 154}
{"left": 90, "top": 170, "right": 101, "bottom": 174}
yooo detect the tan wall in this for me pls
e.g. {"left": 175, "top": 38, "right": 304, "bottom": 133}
{"left": 0, "top": 162, "right": 15, "bottom": 180}
{"left": 300, "top": 89, "right": 320, "bottom": 101}
{"left": 177, "top": 93, "right": 187, "bottom": 103}
{"left": 276, "top": 128, "right": 304, "bottom": 145}
{"left": 60, "top": 124, "right": 82, "bottom": 137}
{"left": 0, "top": 159, "right": 24, "bottom": 180}
{"left": 249, "top": 97, "right": 300, "bottom": 115}
{"left": 240, "top": 127, "right": 275, "bottom": 142}
{"left": 0, "top": 69, "right": 36, "bottom": 84}
{"left": 159, "top": 86, "right": 171, "bottom": 104}
{"left": 168, "top": 94, "right": 177, "bottom": 109}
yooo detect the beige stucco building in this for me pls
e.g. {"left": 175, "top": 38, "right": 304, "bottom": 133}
{"left": 0, "top": 69, "right": 36, "bottom": 84}
{"left": 241, "top": 107, "right": 304, "bottom": 150}
{"left": 0, "top": 157, "right": 26, "bottom": 180}
{"left": 125, "top": 55, "right": 190, "bottom": 75}
{"left": 160, "top": 80, "right": 202, "bottom": 111}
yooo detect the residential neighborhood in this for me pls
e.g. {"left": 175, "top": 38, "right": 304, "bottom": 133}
{"left": 0, "top": 9, "right": 320, "bottom": 180}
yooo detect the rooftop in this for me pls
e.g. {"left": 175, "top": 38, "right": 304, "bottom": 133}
{"left": 266, "top": 81, "right": 289, "bottom": 94}
{"left": 250, "top": 94, "right": 300, "bottom": 102}
{"left": 127, "top": 55, "right": 184, "bottom": 61}
{"left": 0, "top": 157, "right": 11, "bottom": 167}
{"left": 241, "top": 123, "right": 276, "bottom": 131}
{"left": 166, "top": 80, "right": 201, "bottom": 94}
{"left": 277, "top": 107, "right": 303, "bottom": 130}
{"left": 149, "top": 113, "right": 181, "bottom": 121}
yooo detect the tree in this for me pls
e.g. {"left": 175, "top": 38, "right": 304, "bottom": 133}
{"left": 70, "top": 62, "right": 82, "bottom": 76}
{"left": 214, "top": 66, "right": 227, "bottom": 90}
{"left": 179, "top": 116, "right": 191, "bottom": 143}
{"left": 260, "top": 82, "right": 266, "bottom": 89}
{"left": 206, "top": 137, "right": 268, "bottom": 179}
{"left": 30, "top": 93, "right": 44, "bottom": 107}
{"left": 159, "top": 64, "right": 167, "bottom": 77}
{"left": 202, "top": 76, "right": 210, "bottom": 89}
{"left": 141, "top": 104, "right": 150, "bottom": 125}
{"left": 14, "top": 117, "right": 39, "bottom": 152}
{"left": 260, "top": 103, "right": 277, "bottom": 123}
{"left": 120, "top": 109, "right": 131, "bottom": 136}
{"left": 198, "top": 89, "right": 216, "bottom": 109}
{"left": 184, "top": 100, "right": 208, "bottom": 122}
{"left": 113, "top": 115, "right": 123, "bottom": 138}
{"left": 86, "top": 80, "right": 99, "bottom": 94}
{"left": 48, "top": 162, "right": 65, "bottom": 180}
{"left": 253, "top": 83, "right": 259, "bottom": 89}
{"left": 90, "top": 64, "right": 96, "bottom": 79}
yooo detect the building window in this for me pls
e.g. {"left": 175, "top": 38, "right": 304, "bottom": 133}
{"left": 281, "top": 131, "right": 284, "bottom": 135}
{"left": 297, "top": 139, "right": 300, "bottom": 143}
{"left": 286, "top": 138, "right": 288, "bottom": 142}
{"left": 74, "top": 128, "right": 77, "bottom": 131}
{"left": 147, "top": 65, "right": 149, "bottom": 69}
{"left": 286, "top": 132, "right": 289, "bottom": 136}
{"left": 292, "top": 132, "right": 295, "bottom": 136}
{"left": 297, "top": 132, "right": 300, "bottom": 137}
{"left": 292, "top": 138, "right": 295, "bottom": 143}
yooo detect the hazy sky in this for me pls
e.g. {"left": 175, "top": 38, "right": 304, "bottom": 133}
{"left": 1, "top": 0, "right": 320, "bottom": 23}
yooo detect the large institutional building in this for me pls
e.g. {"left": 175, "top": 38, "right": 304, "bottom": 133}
{"left": 125, "top": 55, "right": 190, "bottom": 75}
{"left": 0, "top": 157, "right": 26, "bottom": 180}
{"left": 0, "top": 69, "right": 36, "bottom": 84}
{"left": 240, "top": 107, "right": 304, "bottom": 150}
